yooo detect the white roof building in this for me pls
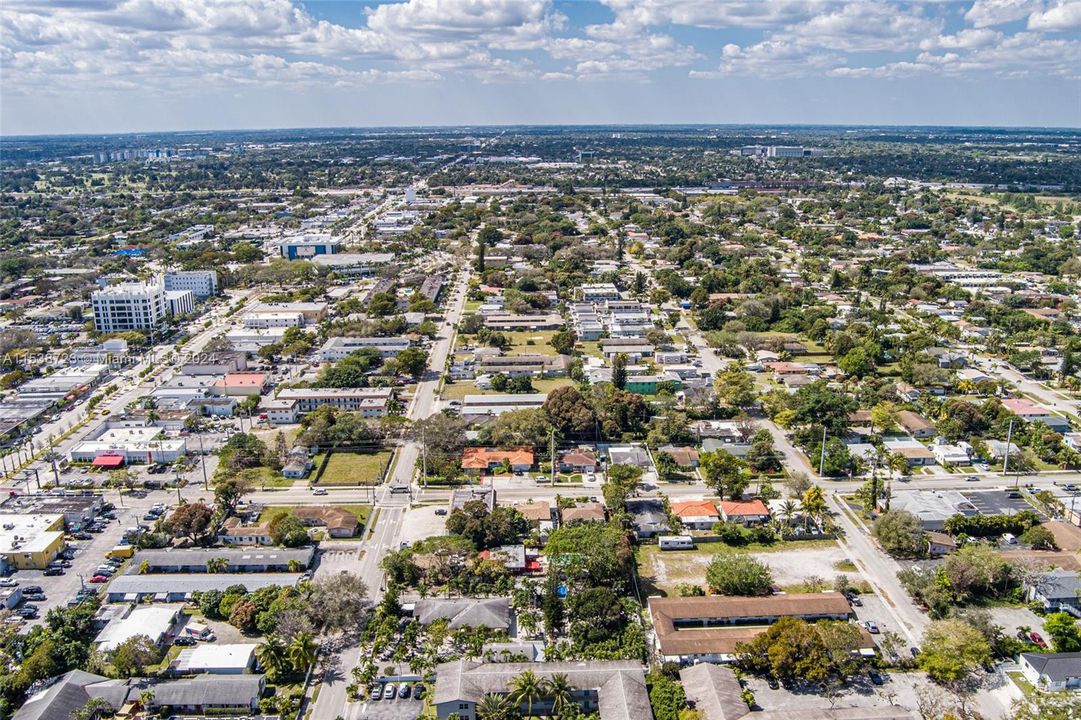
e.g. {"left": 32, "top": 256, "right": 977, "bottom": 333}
{"left": 174, "top": 643, "right": 258, "bottom": 675}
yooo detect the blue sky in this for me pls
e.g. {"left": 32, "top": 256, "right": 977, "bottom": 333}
{"left": 2, "top": 0, "right": 1079, "bottom": 135}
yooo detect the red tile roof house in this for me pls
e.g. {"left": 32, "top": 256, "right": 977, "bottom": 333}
{"left": 671, "top": 500, "right": 721, "bottom": 530}
{"left": 558, "top": 449, "right": 599, "bottom": 473}
{"left": 719, "top": 500, "right": 771, "bottom": 526}
{"left": 462, "top": 447, "right": 535, "bottom": 474}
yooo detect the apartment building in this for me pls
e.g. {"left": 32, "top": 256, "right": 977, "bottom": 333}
{"left": 272, "top": 387, "right": 395, "bottom": 418}
{"left": 320, "top": 336, "right": 411, "bottom": 362}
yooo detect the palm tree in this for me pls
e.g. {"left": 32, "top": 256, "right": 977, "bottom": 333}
{"left": 256, "top": 635, "right": 290, "bottom": 679}
{"left": 801, "top": 485, "right": 827, "bottom": 532}
{"left": 545, "top": 673, "right": 575, "bottom": 717}
{"left": 779, "top": 499, "right": 798, "bottom": 528}
{"left": 476, "top": 693, "right": 515, "bottom": 720}
{"left": 69, "top": 697, "right": 112, "bottom": 720}
{"left": 42, "top": 450, "right": 63, "bottom": 485}
{"left": 138, "top": 689, "right": 155, "bottom": 711}
{"left": 288, "top": 631, "right": 318, "bottom": 674}
{"left": 509, "top": 669, "right": 544, "bottom": 718}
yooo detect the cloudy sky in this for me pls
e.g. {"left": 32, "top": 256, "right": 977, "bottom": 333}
{"left": 2, "top": 0, "right": 1079, "bottom": 135}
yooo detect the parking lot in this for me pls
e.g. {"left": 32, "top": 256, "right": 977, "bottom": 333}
{"left": 961, "top": 490, "right": 1034, "bottom": 518}
{"left": 341, "top": 681, "right": 426, "bottom": 720}
{"left": 4, "top": 491, "right": 164, "bottom": 629}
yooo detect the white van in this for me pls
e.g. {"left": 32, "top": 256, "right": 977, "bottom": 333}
{"left": 659, "top": 535, "right": 695, "bottom": 551}
{"left": 1002, "top": 533, "right": 1017, "bottom": 545}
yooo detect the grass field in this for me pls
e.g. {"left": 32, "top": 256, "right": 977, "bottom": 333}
{"left": 440, "top": 377, "right": 573, "bottom": 401}
{"left": 504, "top": 330, "right": 558, "bottom": 355}
{"left": 313, "top": 451, "right": 393, "bottom": 486}
{"left": 227, "top": 466, "right": 294, "bottom": 489}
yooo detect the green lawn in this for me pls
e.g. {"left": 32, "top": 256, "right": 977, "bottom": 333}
{"left": 440, "top": 377, "right": 573, "bottom": 401}
{"left": 227, "top": 466, "right": 295, "bottom": 489}
{"left": 313, "top": 451, "right": 393, "bottom": 486}
{"left": 505, "top": 330, "right": 558, "bottom": 355}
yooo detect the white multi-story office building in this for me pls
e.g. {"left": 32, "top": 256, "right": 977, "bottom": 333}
{"left": 164, "top": 270, "right": 218, "bottom": 298}
{"left": 92, "top": 282, "right": 168, "bottom": 332}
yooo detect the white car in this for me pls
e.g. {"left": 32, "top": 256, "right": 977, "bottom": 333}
{"left": 312, "top": 487, "right": 328, "bottom": 496}
{"left": 0, "top": 578, "right": 18, "bottom": 588}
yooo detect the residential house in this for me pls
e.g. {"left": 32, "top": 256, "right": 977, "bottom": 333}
{"left": 926, "top": 532, "right": 958, "bottom": 557}
{"left": 561, "top": 502, "right": 607, "bottom": 525}
{"left": 414, "top": 598, "right": 511, "bottom": 631}
{"left": 1019, "top": 652, "right": 1081, "bottom": 692}
{"left": 294, "top": 506, "right": 360, "bottom": 538}
{"left": 1001, "top": 398, "right": 1072, "bottom": 433}
{"left": 461, "top": 447, "right": 535, "bottom": 474}
{"left": 625, "top": 498, "right": 670, "bottom": 539}
{"left": 658, "top": 445, "right": 700, "bottom": 468}
{"left": 672, "top": 500, "right": 720, "bottom": 530}
{"left": 719, "top": 500, "right": 770, "bottom": 526}
{"left": 897, "top": 410, "right": 935, "bottom": 438}
{"left": 514, "top": 501, "right": 556, "bottom": 535}
{"left": 1026, "top": 571, "right": 1081, "bottom": 615}
{"left": 559, "top": 448, "right": 599, "bottom": 473}
{"left": 607, "top": 445, "right": 652, "bottom": 469}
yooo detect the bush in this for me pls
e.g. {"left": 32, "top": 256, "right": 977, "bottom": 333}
{"left": 705, "top": 554, "right": 773, "bottom": 596}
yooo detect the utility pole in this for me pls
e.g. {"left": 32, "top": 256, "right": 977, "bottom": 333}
{"left": 420, "top": 427, "right": 428, "bottom": 489}
{"left": 197, "top": 434, "right": 208, "bottom": 490}
{"left": 819, "top": 426, "right": 828, "bottom": 477}
{"left": 1003, "top": 419, "right": 1017, "bottom": 488}
{"left": 550, "top": 429, "right": 556, "bottom": 486}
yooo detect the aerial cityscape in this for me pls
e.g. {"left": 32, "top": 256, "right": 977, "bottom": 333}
{"left": 1, "top": 2, "right": 1081, "bottom": 720}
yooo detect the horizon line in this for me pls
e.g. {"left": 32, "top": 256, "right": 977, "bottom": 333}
{"left": 4, "top": 121, "right": 1081, "bottom": 142}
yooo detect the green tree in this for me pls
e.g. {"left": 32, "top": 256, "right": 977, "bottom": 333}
{"left": 165, "top": 502, "right": 213, "bottom": 542}
{"left": 550, "top": 329, "right": 577, "bottom": 356}
{"left": 918, "top": 619, "right": 992, "bottom": 684}
{"left": 714, "top": 364, "right": 757, "bottom": 409}
{"left": 288, "top": 631, "right": 318, "bottom": 673}
{"left": 509, "top": 669, "right": 544, "bottom": 718}
{"left": 566, "top": 587, "right": 627, "bottom": 645}
{"left": 476, "top": 693, "right": 515, "bottom": 720}
{"left": 69, "top": 697, "right": 114, "bottom": 720}
{"left": 872, "top": 510, "right": 927, "bottom": 559}
{"left": 611, "top": 353, "right": 628, "bottom": 390}
{"left": 699, "top": 449, "right": 746, "bottom": 500}
{"left": 256, "top": 635, "right": 291, "bottom": 679}
{"left": 110, "top": 634, "right": 160, "bottom": 677}
{"left": 735, "top": 617, "right": 831, "bottom": 683}
{"left": 394, "top": 346, "right": 430, "bottom": 379}
{"left": 1020, "top": 524, "right": 1057, "bottom": 550}
{"left": 705, "top": 553, "right": 773, "bottom": 596}
{"left": 544, "top": 385, "right": 596, "bottom": 436}
{"left": 545, "top": 673, "right": 575, "bottom": 717}
{"left": 1043, "top": 612, "right": 1081, "bottom": 652}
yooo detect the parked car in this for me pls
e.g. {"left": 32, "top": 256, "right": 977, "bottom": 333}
{"left": 89, "top": 575, "right": 108, "bottom": 583}
{"left": 369, "top": 685, "right": 383, "bottom": 701}
{"left": 434, "top": 508, "right": 447, "bottom": 516}
{"left": 862, "top": 621, "right": 880, "bottom": 634}
{"left": 23, "top": 593, "right": 46, "bottom": 602}
{"left": 43, "top": 567, "right": 63, "bottom": 576}
{"left": 73, "top": 532, "right": 92, "bottom": 540}
{"left": 0, "top": 579, "right": 16, "bottom": 588}
{"left": 869, "top": 670, "right": 885, "bottom": 686}
{"left": 399, "top": 684, "right": 412, "bottom": 699}
{"left": 414, "top": 684, "right": 426, "bottom": 700}
{"left": 174, "top": 636, "right": 196, "bottom": 646}
{"left": 22, "top": 586, "right": 42, "bottom": 594}
{"left": 1029, "top": 632, "right": 1047, "bottom": 648}
{"left": 384, "top": 684, "right": 397, "bottom": 700}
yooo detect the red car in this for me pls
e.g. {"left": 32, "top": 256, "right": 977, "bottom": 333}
{"left": 1029, "top": 632, "right": 1047, "bottom": 648}
{"left": 89, "top": 575, "right": 108, "bottom": 583}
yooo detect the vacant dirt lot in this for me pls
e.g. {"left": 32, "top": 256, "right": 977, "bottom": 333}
{"left": 638, "top": 540, "right": 846, "bottom": 594}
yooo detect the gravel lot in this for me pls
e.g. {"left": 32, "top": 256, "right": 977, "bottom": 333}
{"left": 644, "top": 542, "right": 848, "bottom": 591}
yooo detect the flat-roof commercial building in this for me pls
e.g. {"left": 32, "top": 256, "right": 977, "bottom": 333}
{"left": 92, "top": 281, "right": 168, "bottom": 332}
{"left": 0, "top": 513, "right": 66, "bottom": 571}
{"left": 69, "top": 426, "right": 187, "bottom": 465}
{"left": 888, "top": 489, "right": 979, "bottom": 531}
{"left": 434, "top": 660, "right": 651, "bottom": 720}
{"left": 129, "top": 548, "right": 314, "bottom": 574}
{"left": 461, "top": 393, "right": 546, "bottom": 417}
{"left": 648, "top": 594, "right": 859, "bottom": 664}
{"left": 280, "top": 235, "right": 340, "bottom": 260}
{"left": 320, "top": 336, "right": 411, "bottom": 361}
{"left": 105, "top": 573, "right": 301, "bottom": 603}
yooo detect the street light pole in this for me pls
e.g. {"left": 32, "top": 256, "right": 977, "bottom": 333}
{"left": 819, "top": 426, "right": 828, "bottom": 477}
{"left": 197, "top": 434, "right": 208, "bottom": 490}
